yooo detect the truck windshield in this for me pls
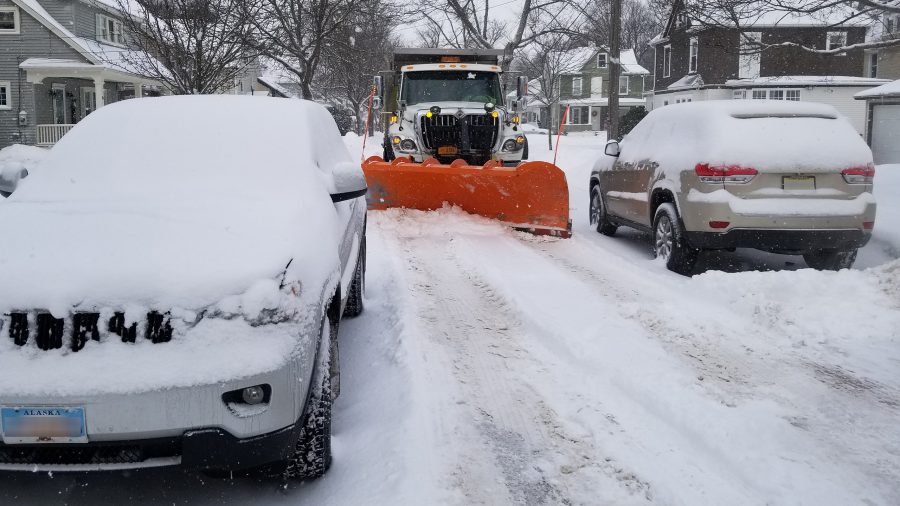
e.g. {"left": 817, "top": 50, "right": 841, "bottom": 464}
{"left": 401, "top": 71, "right": 503, "bottom": 106}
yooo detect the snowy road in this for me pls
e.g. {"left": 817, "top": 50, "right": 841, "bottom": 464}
{"left": 2, "top": 134, "right": 898, "bottom": 505}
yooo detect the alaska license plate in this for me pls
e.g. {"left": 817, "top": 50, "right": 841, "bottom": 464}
{"left": 437, "top": 146, "right": 458, "bottom": 156}
{"left": 1, "top": 407, "right": 87, "bottom": 444}
{"left": 783, "top": 176, "right": 816, "bottom": 190}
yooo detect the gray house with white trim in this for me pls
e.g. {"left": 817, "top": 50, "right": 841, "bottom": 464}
{"left": 0, "top": 0, "right": 162, "bottom": 149}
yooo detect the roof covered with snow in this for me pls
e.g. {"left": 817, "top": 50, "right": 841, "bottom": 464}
{"left": 855, "top": 78, "right": 900, "bottom": 99}
{"left": 553, "top": 47, "right": 650, "bottom": 75}
{"left": 726, "top": 76, "right": 891, "bottom": 88}
{"left": 668, "top": 74, "right": 705, "bottom": 90}
{"left": 687, "top": 0, "right": 874, "bottom": 28}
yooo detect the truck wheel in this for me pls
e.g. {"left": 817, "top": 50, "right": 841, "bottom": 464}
{"left": 803, "top": 249, "right": 857, "bottom": 271}
{"left": 589, "top": 186, "right": 617, "bottom": 236}
{"left": 522, "top": 137, "right": 529, "bottom": 160}
{"left": 653, "top": 203, "right": 698, "bottom": 276}
{"left": 382, "top": 142, "right": 395, "bottom": 162}
{"left": 343, "top": 238, "right": 365, "bottom": 318}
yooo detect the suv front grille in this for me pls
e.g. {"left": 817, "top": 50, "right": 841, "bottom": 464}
{"left": 420, "top": 113, "right": 500, "bottom": 151}
{"left": 6, "top": 311, "right": 172, "bottom": 352}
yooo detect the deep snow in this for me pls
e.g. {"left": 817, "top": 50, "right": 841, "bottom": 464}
{"left": 0, "top": 130, "right": 897, "bottom": 505}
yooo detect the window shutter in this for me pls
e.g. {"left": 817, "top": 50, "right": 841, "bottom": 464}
{"left": 96, "top": 14, "right": 103, "bottom": 39}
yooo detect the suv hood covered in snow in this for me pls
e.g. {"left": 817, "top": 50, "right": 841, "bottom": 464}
{"left": 0, "top": 96, "right": 349, "bottom": 315}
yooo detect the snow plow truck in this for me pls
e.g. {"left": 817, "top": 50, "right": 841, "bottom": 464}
{"left": 364, "top": 48, "right": 571, "bottom": 237}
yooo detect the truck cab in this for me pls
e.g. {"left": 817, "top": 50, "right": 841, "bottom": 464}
{"left": 376, "top": 49, "right": 529, "bottom": 166}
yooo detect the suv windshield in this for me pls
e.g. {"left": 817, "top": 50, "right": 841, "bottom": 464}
{"left": 401, "top": 71, "right": 503, "bottom": 106}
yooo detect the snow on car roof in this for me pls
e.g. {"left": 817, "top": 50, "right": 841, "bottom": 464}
{"left": 0, "top": 96, "right": 351, "bottom": 316}
{"left": 623, "top": 100, "right": 872, "bottom": 173}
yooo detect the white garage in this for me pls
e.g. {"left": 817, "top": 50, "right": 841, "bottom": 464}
{"left": 856, "top": 80, "right": 900, "bottom": 165}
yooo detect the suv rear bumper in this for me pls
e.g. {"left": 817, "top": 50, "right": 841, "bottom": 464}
{"left": 683, "top": 228, "right": 871, "bottom": 253}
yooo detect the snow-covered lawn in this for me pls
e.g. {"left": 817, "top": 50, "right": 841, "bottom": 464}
{"left": 0, "top": 133, "right": 897, "bottom": 505}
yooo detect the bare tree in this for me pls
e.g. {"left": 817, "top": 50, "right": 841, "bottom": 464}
{"left": 113, "top": 0, "right": 257, "bottom": 94}
{"left": 573, "top": 0, "right": 664, "bottom": 68}
{"left": 318, "top": 0, "right": 397, "bottom": 134}
{"left": 244, "top": 0, "right": 364, "bottom": 100}
{"left": 413, "top": 0, "right": 578, "bottom": 66}
{"left": 515, "top": 32, "right": 583, "bottom": 148}
{"left": 682, "top": 0, "right": 900, "bottom": 54}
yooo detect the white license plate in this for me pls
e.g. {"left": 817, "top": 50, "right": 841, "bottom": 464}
{"left": 783, "top": 176, "right": 816, "bottom": 190}
{"left": 1, "top": 406, "right": 87, "bottom": 444}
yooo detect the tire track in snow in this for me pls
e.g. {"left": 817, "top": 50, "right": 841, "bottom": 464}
{"left": 378, "top": 223, "right": 652, "bottom": 506}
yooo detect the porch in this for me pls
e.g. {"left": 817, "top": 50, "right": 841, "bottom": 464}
{"left": 19, "top": 59, "right": 162, "bottom": 146}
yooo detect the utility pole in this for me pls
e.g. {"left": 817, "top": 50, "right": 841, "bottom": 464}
{"left": 608, "top": 0, "right": 621, "bottom": 141}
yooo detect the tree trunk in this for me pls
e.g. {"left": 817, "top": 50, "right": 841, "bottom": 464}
{"left": 608, "top": 0, "right": 622, "bottom": 141}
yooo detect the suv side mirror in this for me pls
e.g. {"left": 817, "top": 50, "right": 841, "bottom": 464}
{"left": 604, "top": 140, "right": 620, "bottom": 157}
{"left": 330, "top": 162, "right": 368, "bottom": 203}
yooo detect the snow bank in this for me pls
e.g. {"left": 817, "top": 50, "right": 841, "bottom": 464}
{"left": 621, "top": 101, "right": 872, "bottom": 177}
{"left": 0, "top": 96, "right": 349, "bottom": 317}
{"left": 0, "top": 144, "right": 48, "bottom": 195}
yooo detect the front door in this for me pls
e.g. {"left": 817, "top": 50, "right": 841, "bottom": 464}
{"left": 51, "top": 84, "right": 67, "bottom": 124}
{"left": 81, "top": 87, "right": 96, "bottom": 120}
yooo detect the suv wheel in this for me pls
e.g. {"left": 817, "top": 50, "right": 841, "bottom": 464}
{"left": 653, "top": 203, "right": 698, "bottom": 276}
{"left": 283, "top": 322, "right": 334, "bottom": 480}
{"left": 589, "top": 186, "right": 617, "bottom": 236}
{"left": 803, "top": 249, "right": 857, "bottom": 271}
{"left": 343, "top": 238, "right": 365, "bottom": 318}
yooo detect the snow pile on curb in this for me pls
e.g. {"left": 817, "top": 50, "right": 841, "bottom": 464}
{"left": 0, "top": 144, "right": 48, "bottom": 195}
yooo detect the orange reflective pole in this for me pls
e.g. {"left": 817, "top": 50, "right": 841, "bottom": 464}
{"left": 553, "top": 105, "right": 570, "bottom": 167}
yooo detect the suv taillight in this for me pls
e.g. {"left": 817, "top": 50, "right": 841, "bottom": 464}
{"left": 841, "top": 164, "right": 875, "bottom": 184}
{"left": 695, "top": 163, "right": 758, "bottom": 184}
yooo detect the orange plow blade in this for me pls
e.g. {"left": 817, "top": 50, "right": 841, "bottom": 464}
{"left": 362, "top": 156, "right": 571, "bottom": 237}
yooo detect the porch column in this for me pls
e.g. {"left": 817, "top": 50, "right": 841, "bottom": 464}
{"left": 93, "top": 77, "right": 106, "bottom": 108}
{"left": 133, "top": 83, "right": 143, "bottom": 98}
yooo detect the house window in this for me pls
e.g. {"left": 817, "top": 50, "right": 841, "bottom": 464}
{"left": 571, "top": 77, "right": 583, "bottom": 96}
{"left": 0, "top": 81, "right": 10, "bottom": 109}
{"left": 97, "top": 14, "right": 124, "bottom": 45}
{"left": 568, "top": 106, "right": 589, "bottom": 125}
{"left": 870, "top": 53, "right": 879, "bottom": 78}
{"left": 888, "top": 16, "right": 895, "bottom": 35}
{"left": 733, "top": 90, "right": 746, "bottom": 99}
{"left": 597, "top": 53, "right": 608, "bottom": 68}
{"left": 663, "top": 45, "right": 672, "bottom": 78}
{"left": 784, "top": 89, "right": 800, "bottom": 101}
{"left": 0, "top": 7, "right": 20, "bottom": 34}
{"left": 752, "top": 90, "right": 767, "bottom": 99}
{"left": 619, "top": 76, "right": 630, "bottom": 95}
{"left": 769, "top": 89, "right": 784, "bottom": 100}
{"left": 739, "top": 32, "right": 762, "bottom": 79}
{"left": 826, "top": 31, "right": 847, "bottom": 52}
{"left": 689, "top": 37, "right": 699, "bottom": 73}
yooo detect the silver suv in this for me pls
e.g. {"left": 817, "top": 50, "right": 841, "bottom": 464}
{"left": 590, "top": 101, "right": 876, "bottom": 274}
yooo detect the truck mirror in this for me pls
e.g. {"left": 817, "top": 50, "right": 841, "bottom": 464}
{"left": 372, "top": 96, "right": 382, "bottom": 111}
{"left": 516, "top": 76, "right": 528, "bottom": 99}
{"left": 372, "top": 76, "right": 384, "bottom": 110}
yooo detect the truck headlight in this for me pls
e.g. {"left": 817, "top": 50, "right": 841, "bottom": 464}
{"left": 399, "top": 139, "right": 417, "bottom": 152}
{"left": 502, "top": 137, "right": 525, "bottom": 152}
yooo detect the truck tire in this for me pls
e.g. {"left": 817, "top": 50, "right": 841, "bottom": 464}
{"left": 343, "top": 238, "right": 365, "bottom": 318}
{"left": 803, "top": 249, "right": 857, "bottom": 271}
{"left": 522, "top": 137, "right": 529, "bottom": 160}
{"left": 382, "top": 139, "right": 395, "bottom": 162}
{"left": 653, "top": 203, "right": 698, "bottom": 276}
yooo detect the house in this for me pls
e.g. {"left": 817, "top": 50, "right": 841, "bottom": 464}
{"left": 647, "top": 0, "right": 890, "bottom": 134}
{"left": 556, "top": 46, "right": 650, "bottom": 133}
{"left": 865, "top": 6, "right": 900, "bottom": 79}
{"left": 0, "top": 0, "right": 163, "bottom": 150}
{"left": 855, "top": 79, "right": 900, "bottom": 164}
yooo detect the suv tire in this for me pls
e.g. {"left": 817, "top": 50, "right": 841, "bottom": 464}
{"left": 589, "top": 186, "right": 617, "bottom": 236}
{"left": 653, "top": 203, "right": 698, "bottom": 276}
{"left": 284, "top": 323, "right": 334, "bottom": 480}
{"left": 343, "top": 238, "right": 365, "bottom": 318}
{"left": 803, "top": 249, "right": 857, "bottom": 271}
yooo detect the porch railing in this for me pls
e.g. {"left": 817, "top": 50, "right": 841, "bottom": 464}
{"left": 36, "top": 124, "right": 75, "bottom": 146}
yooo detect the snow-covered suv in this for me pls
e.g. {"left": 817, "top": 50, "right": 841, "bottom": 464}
{"left": 590, "top": 101, "right": 876, "bottom": 274}
{"left": 0, "top": 97, "right": 367, "bottom": 479}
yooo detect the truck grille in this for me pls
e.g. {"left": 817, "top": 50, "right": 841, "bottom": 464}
{"left": 420, "top": 113, "right": 500, "bottom": 151}
{"left": 5, "top": 311, "right": 172, "bottom": 352}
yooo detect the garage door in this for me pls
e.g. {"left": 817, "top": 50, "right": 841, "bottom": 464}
{"left": 872, "top": 104, "right": 900, "bottom": 164}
